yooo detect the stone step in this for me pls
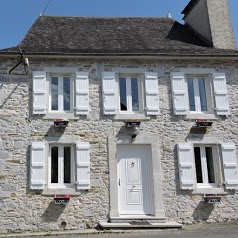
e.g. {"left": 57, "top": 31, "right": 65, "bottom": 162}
{"left": 99, "top": 221, "right": 182, "bottom": 229}
{"left": 110, "top": 216, "right": 167, "bottom": 224}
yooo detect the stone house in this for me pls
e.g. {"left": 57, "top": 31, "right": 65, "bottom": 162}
{"left": 0, "top": 0, "right": 238, "bottom": 233}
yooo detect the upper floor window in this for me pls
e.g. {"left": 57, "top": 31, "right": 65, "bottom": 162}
{"left": 171, "top": 72, "right": 230, "bottom": 117}
{"left": 119, "top": 77, "right": 143, "bottom": 113}
{"left": 32, "top": 71, "right": 89, "bottom": 117}
{"left": 102, "top": 72, "right": 160, "bottom": 118}
{"left": 187, "top": 77, "right": 208, "bottom": 112}
{"left": 50, "top": 76, "right": 73, "bottom": 112}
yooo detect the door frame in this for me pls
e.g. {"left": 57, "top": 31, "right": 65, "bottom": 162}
{"left": 108, "top": 133, "right": 165, "bottom": 219}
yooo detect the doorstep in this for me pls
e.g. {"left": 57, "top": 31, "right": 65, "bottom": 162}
{"left": 99, "top": 221, "right": 182, "bottom": 229}
{"left": 110, "top": 215, "right": 167, "bottom": 223}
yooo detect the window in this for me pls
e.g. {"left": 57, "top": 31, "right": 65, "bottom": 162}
{"left": 30, "top": 141, "right": 91, "bottom": 192}
{"left": 49, "top": 144, "right": 74, "bottom": 188}
{"left": 177, "top": 142, "right": 238, "bottom": 191}
{"left": 32, "top": 71, "right": 89, "bottom": 116}
{"left": 194, "top": 145, "right": 216, "bottom": 187}
{"left": 102, "top": 72, "right": 160, "bottom": 117}
{"left": 50, "top": 76, "right": 73, "bottom": 112}
{"left": 119, "top": 77, "right": 142, "bottom": 113}
{"left": 171, "top": 72, "right": 230, "bottom": 117}
{"left": 187, "top": 77, "right": 208, "bottom": 112}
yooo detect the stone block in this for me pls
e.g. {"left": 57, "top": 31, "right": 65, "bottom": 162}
{"left": 0, "top": 191, "right": 11, "bottom": 198}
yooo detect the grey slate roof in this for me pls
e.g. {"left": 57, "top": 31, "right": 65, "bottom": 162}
{"left": 1, "top": 16, "right": 238, "bottom": 57}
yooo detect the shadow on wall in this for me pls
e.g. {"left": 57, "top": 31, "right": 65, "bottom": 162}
{"left": 192, "top": 201, "right": 214, "bottom": 221}
{"left": 42, "top": 202, "right": 66, "bottom": 222}
{"left": 0, "top": 83, "right": 19, "bottom": 109}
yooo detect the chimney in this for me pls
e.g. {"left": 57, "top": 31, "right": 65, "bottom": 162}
{"left": 182, "top": 0, "right": 236, "bottom": 49}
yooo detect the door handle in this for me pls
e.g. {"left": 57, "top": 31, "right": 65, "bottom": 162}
{"left": 119, "top": 179, "right": 120, "bottom": 186}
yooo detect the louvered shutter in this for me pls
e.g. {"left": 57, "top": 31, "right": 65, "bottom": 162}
{"left": 144, "top": 72, "right": 160, "bottom": 115}
{"left": 75, "top": 72, "right": 89, "bottom": 115}
{"left": 33, "top": 71, "right": 47, "bottom": 114}
{"left": 76, "top": 142, "right": 90, "bottom": 190}
{"left": 212, "top": 73, "right": 230, "bottom": 115}
{"left": 171, "top": 72, "right": 188, "bottom": 115}
{"left": 30, "top": 142, "right": 46, "bottom": 190}
{"left": 177, "top": 143, "right": 196, "bottom": 190}
{"left": 221, "top": 142, "right": 238, "bottom": 189}
{"left": 102, "top": 72, "right": 117, "bottom": 115}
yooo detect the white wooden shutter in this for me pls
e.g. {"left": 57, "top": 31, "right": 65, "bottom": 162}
{"left": 30, "top": 142, "right": 46, "bottom": 190}
{"left": 102, "top": 72, "right": 117, "bottom": 115}
{"left": 212, "top": 73, "right": 230, "bottom": 115}
{"left": 171, "top": 72, "right": 188, "bottom": 115}
{"left": 76, "top": 142, "right": 90, "bottom": 190}
{"left": 177, "top": 143, "right": 196, "bottom": 190}
{"left": 33, "top": 71, "right": 47, "bottom": 114}
{"left": 221, "top": 142, "right": 238, "bottom": 189}
{"left": 144, "top": 72, "right": 160, "bottom": 115}
{"left": 75, "top": 72, "right": 89, "bottom": 115}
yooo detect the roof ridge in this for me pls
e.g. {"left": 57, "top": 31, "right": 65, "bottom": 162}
{"left": 39, "top": 15, "right": 175, "bottom": 20}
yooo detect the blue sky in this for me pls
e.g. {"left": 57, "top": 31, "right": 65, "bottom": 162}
{"left": 0, "top": 0, "right": 237, "bottom": 50}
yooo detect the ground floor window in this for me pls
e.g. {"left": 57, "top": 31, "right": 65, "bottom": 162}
{"left": 49, "top": 144, "right": 74, "bottom": 188}
{"left": 177, "top": 142, "right": 238, "bottom": 191}
{"left": 194, "top": 145, "right": 216, "bottom": 186}
{"left": 30, "top": 141, "right": 91, "bottom": 191}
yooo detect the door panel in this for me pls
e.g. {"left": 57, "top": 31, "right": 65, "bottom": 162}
{"left": 118, "top": 145, "right": 152, "bottom": 215}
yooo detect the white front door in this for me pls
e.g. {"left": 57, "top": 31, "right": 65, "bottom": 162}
{"left": 118, "top": 145, "right": 152, "bottom": 215}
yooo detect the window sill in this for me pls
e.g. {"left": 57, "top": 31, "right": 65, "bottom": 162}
{"left": 114, "top": 114, "right": 150, "bottom": 121}
{"left": 185, "top": 113, "right": 219, "bottom": 120}
{"left": 42, "top": 188, "right": 81, "bottom": 196}
{"left": 43, "top": 113, "right": 79, "bottom": 120}
{"left": 192, "top": 187, "right": 227, "bottom": 195}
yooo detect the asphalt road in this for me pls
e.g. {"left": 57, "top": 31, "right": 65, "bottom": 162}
{"left": 29, "top": 222, "right": 238, "bottom": 238}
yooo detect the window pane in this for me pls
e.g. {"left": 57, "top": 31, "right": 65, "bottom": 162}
{"left": 63, "top": 77, "right": 71, "bottom": 111}
{"left": 198, "top": 78, "right": 207, "bottom": 112}
{"left": 206, "top": 147, "right": 215, "bottom": 183}
{"left": 187, "top": 78, "right": 196, "bottom": 111}
{"left": 51, "top": 77, "right": 58, "bottom": 110}
{"left": 194, "top": 147, "right": 203, "bottom": 183}
{"left": 131, "top": 78, "right": 139, "bottom": 111}
{"left": 119, "top": 78, "right": 127, "bottom": 111}
{"left": 51, "top": 147, "right": 58, "bottom": 183}
{"left": 64, "top": 147, "right": 71, "bottom": 183}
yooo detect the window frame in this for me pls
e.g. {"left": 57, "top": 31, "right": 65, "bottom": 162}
{"left": 117, "top": 74, "right": 144, "bottom": 115}
{"left": 194, "top": 144, "right": 220, "bottom": 189}
{"left": 186, "top": 75, "right": 214, "bottom": 115}
{"left": 48, "top": 143, "right": 75, "bottom": 189}
{"left": 49, "top": 74, "right": 74, "bottom": 113}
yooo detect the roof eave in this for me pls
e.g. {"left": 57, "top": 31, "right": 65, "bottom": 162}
{"left": 1, "top": 51, "right": 238, "bottom": 61}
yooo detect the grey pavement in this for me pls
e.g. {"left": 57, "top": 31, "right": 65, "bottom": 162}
{"left": 1, "top": 222, "right": 238, "bottom": 238}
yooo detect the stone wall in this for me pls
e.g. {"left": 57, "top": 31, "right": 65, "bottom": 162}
{"left": 0, "top": 57, "right": 238, "bottom": 233}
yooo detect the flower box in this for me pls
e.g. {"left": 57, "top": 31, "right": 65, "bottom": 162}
{"left": 54, "top": 119, "right": 69, "bottom": 128}
{"left": 195, "top": 119, "right": 213, "bottom": 128}
{"left": 126, "top": 119, "right": 141, "bottom": 128}
{"left": 53, "top": 194, "right": 70, "bottom": 204}
{"left": 203, "top": 195, "right": 221, "bottom": 204}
